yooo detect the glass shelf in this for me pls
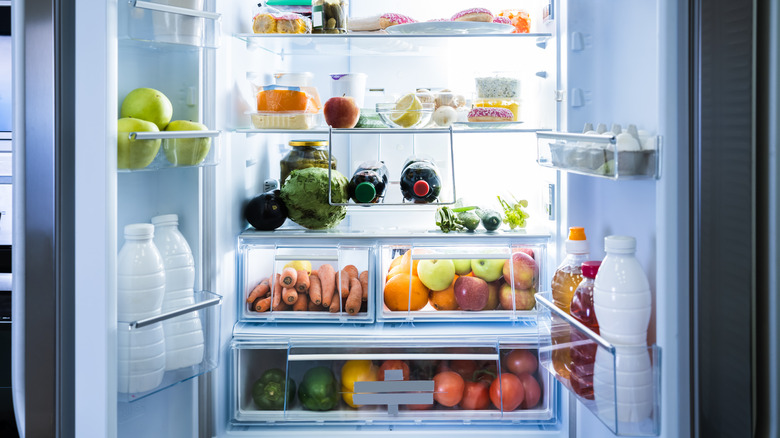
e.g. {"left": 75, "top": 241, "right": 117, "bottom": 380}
{"left": 122, "top": 0, "right": 222, "bottom": 48}
{"left": 536, "top": 292, "right": 661, "bottom": 436}
{"left": 236, "top": 126, "right": 543, "bottom": 135}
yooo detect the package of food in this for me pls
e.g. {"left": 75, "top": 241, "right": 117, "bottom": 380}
{"left": 497, "top": 9, "right": 531, "bottom": 34}
{"left": 475, "top": 74, "right": 521, "bottom": 99}
{"left": 256, "top": 85, "right": 322, "bottom": 113}
{"left": 252, "top": 6, "right": 312, "bottom": 34}
{"left": 475, "top": 98, "right": 521, "bottom": 121}
{"left": 249, "top": 111, "right": 321, "bottom": 130}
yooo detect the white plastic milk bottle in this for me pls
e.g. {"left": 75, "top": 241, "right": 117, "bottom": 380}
{"left": 152, "top": 214, "right": 204, "bottom": 370}
{"left": 117, "top": 223, "right": 167, "bottom": 393}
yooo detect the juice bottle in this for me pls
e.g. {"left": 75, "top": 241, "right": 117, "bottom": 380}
{"left": 399, "top": 156, "right": 442, "bottom": 203}
{"left": 348, "top": 161, "right": 388, "bottom": 203}
{"left": 569, "top": 260, "right": 601, "bottom": 399}
{"left": 551, "top": 227, "right": 589, "bottom": 379}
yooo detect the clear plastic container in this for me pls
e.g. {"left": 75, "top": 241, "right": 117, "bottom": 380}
{"left": 569, "top": 260, "right": 601, "bottom": 399}
{"left": 249, "top": 111, "right": 321, "bottom": 130}
{"left": 311, "top": 0, "right": 348, "bottom": 34}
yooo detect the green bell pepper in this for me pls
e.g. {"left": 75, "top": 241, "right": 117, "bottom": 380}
{"left": 252, "top": 368, "right": 296, "bottom": 410}
{"left": 298, "top": 366, "right": 340, "bottom": 411}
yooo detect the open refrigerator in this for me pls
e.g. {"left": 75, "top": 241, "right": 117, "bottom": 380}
{"left": 13, "top": 0, "right": 689, "bottom": 437}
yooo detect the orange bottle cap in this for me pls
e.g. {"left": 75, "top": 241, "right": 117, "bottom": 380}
{"left": 568, "top": 227, "right": 586, "bottom": 241}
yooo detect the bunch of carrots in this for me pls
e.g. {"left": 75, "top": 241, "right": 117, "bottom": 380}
{"left": 246, "top": 264, "right": 369, "bottom": 315}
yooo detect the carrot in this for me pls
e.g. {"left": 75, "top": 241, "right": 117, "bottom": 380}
{"left": 295, "top": 269, "right": 310, "bottom": 293}
{"left": 345, "top": 277, "right": 362, "bottom": 315}
{"left": 318, "top": 263, "right": 336, "bottom": 307}
{"left": 247, "top": 278, "right": 271, "bottom": 304}
{"left": 280, "top": 267, "right": 297, "bottom": 288}
{"left": 282, "top": 287, "right": 298, "bottom": 304}
{"left": 308, "top": 298, "right": 322, "bottom": 311}
{"left": 273, "top": 300, "right": 291, "bottom": 311}
{"left": 359, "top": 271, "right": 369, "bottom": 302}
{"left": 343, "top": 264, "right": 359, "bottom": 281}
{"left": 272, "top": 274, "right": 282, "bottom": 310}
{"left": 340, "top": 269, "right": 351, "bottom": 298}
{"left": 329, "top": 296, "right": 341, "bottom": 313}
{"left": 292, "top": 292, "right": 309, "bottom": 311}
{"left": 308, "top": 273, "right": 323, "bottom": 305}
{"left": 253, "top": 296, "right": 272, "bottom": 312}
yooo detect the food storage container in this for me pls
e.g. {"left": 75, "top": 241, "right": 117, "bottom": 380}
{"left": 279, "top": 139, "right": 337, "bottom": 186}
{"left": 312, "top": 0, "right": 348, "bottom": 34}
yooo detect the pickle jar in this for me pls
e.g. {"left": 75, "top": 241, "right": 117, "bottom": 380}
{"left": 312, "top": 0, "right": 348, "bottom": 34}
{"left": 280, "top": 140, "right": 337, "bottom": 186}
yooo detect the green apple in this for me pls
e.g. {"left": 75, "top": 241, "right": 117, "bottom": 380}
{"left": 117, "top": 117, "right": 162, "bottom": 169}
{"left": 452, "top": 259, "right": 472, "bottom": 276}
{"left": 417, "top": 259, "right": 456, "bottom": 291}
{"left": 163, "top": 120, "right": 211, "bottom": 166}
{"left": 470, "top": 259, "right": 505, "bottom": 282}
{"left": 120, "top": 87, "right": 173, "bottom": 130}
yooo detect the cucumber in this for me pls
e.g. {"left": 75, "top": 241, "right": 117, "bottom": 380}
{"left": 457, "top": 210, "right": 480, "bottom": 231}
{"left": 477, "top": 209, "right": 502, "bottom": 231}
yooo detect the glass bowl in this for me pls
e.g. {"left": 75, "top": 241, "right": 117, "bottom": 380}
{"left": 375, "top": 102, "right": 434, "bottom": 129}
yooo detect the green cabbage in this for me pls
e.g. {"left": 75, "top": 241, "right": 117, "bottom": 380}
{"left": 280, "top": 167, "right": 348, "bottom": 230}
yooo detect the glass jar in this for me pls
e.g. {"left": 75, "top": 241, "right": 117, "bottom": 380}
{"left": 280, "top": 140, "right": 337, "bottom": 186}
{"left": 312, "top": 0, "right": 348, "bottom": 34}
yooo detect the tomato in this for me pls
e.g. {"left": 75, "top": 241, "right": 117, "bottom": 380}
{"left": 518, "top": 373, "right": 542, "bottom": 409}
{"left": 504, "top": 350, "right": 538, "bottom": 376}
{"left": 378, "top": 360, "right": 410, "bottom": 381}
{"left": 450, "top": 360, "right": 477, "bottom": 380}
{"left": 489, "top": 373, "right": 525, "bottom": 411}
{"left": 460, "top": 380, "right": 490, "bottom": 410}
{"left": 433, "top": 371, "right": 465, "bottom": 407}
{"left": 340, "top": 360, "right": 378, "bottom": 408}
{"left": 474, "top": 360, "right": 498, "bottom": 385}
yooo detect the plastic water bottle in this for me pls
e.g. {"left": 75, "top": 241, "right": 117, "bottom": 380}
{"left": 399, "top": 156, "right": 442, "bottom": 203}
{"left": 593, "top": 235, "right": 651, "bottom": 346}
{"left": 117, "top": 223, "right": 166, "bottom": 393}
{"left": 152, "top": 214, "right": 204, "bottom": 370}
{"left": 348, "top": 161, "right": 389, "bottom": 204}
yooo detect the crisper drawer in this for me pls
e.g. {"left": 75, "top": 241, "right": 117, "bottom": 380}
{"left": 378, "top": 242, "right": 546, "bottom": 322}
{"left": 118, "top": 290, "right": 222, "bottom": 402}
{"left": 238, "top": 236, "right": 374, "bottom": 323}
{"left": 230, "top": 338, "right": 555, "bottom": 426}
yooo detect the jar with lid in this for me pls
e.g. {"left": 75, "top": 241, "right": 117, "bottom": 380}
{"left": 312, "top": 0, "right": 348, "bottom": 34}
{"left": 280, "top": 140, "right": 337, "bottom": 186}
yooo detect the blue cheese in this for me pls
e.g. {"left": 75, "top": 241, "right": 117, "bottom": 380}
{"left": 475, "top": 76, "right": 520, "bottom": 98}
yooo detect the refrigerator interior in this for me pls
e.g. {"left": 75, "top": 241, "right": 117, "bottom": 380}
{"left": 108, "top": 0, "right": 685, "bottom": 437}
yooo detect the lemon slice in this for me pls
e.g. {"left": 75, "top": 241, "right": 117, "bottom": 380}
{"left": 391, "top": 94, "right": 423, "bottom": 128}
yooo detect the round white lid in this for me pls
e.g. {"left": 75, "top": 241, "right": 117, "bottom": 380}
{"left": 151, "top": 214, "right": 178, "bottom": 226}
{"left": 124, "top": 223, "right": 154, "bottom": 238}
{"left": 605, "top": 235, "right": 636, "bottom": 252}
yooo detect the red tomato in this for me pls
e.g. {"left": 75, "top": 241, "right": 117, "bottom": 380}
{"left": 474, "top": 360, "right": 498, "bottom": 385}
{"left": 405, "top": 402, "right": 434, "bottom": 411}
{"left": 504, "top": 350, "right": 538, "bottom": 376}
{"left": 450, "top": 360, "right": 477, "bottom": 380}
{"left": 518, "top": 373, "right": 542, "bottom": 409}
{"left": 489, "top": 373, "right": 525, "bottom": 411}
{"left": 378, "top": 360, "right": 410, "bottom": 381}
{"left": 433, "top": 371, "right": 465, "bottom": 407}
{"left": 460, "top": 380, "right": 490, "bottom": 410}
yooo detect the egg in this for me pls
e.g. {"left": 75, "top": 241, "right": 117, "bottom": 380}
{"left": 616, "top": 132, "right": 641, "bottom": 151}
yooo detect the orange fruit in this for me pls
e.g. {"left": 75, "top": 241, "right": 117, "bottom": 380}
{"left": 384, "top": 273, "right": 429, "bottom": 311}
{"left": 388, "top": 254, "right": 403, "bottom": 271}
{"left": 429, "top": 275, "right": 459, "bottom": 311}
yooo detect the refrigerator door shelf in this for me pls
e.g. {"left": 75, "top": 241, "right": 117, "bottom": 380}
{"left": 238, "top": 240, "right": 375, "bottom": 323}
{"left": 378, "top": 243, "right": 547, "bottom": 323}
{"left": 536, "top": 292, "right": 661, "bottom": 436}
{"left": 230, "top": 338, "right": 556, "bottom": 426}
{"left": 536, "top": 132, "right": 660, "bottom": 180}
{"left": 117, "top": 290, "right": 222, "bottom": 403}
{"left": 117, "top": 130, "right": 222, "bottom": 172}
{"left": 121, "top": 0, "right": 222, "bottom": 49}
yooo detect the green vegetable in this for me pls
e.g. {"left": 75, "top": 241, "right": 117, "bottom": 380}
{"left": 298, "top": 366, "right": 340, "bottom": 411}
{"left": 476, "top": 209, "right": 502, "bottom": 231}
{"left": 355, "top": 112, "right": 387, "bottom": 128}
{"left": 280, "top": 167, "right": 349, "bottom": 230}
{"left": 497, "top": 195, "right": 530, "bottom": 229}
{"left": 252, "top": 368, "right": 296, "bottom": 410}
{"left": 457, "top": 210, "right": 480, "bottom": 231}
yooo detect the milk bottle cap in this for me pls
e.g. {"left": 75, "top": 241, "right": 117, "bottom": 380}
{"left": 605, "top": 235, "right": 636, "bottom": 253}
{"left": 152, "top": 214, "right": 179, "bottom": 226}
{"left": 566, "top": 227, "right": 588, "bottom": 254}
{"left": 124, "top": 223, "right": 154, "bottom": 239}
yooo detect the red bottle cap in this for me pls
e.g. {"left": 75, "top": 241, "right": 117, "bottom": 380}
{"left": 413, "top": 180, "right": 430, "bottom": 197}
{"left": 581, "top": 260, "right": 601, "bottom": 279}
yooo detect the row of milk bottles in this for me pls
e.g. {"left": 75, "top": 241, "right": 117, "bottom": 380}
{"left": 117, "top": 215, "right": 204, "bottom": 394}
{"left": 551, "top": 227, "right": 652, "bottom": 423}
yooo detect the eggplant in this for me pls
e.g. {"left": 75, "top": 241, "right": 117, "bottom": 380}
{"left": 245, "top": 190, "right": 288, "bottom": 231}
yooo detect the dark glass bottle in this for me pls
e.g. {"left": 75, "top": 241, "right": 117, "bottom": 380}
{"left": 399, "top": 157, "right": 442, "bottom": 203}
{"left": 348, "top": 161, "right": 388, "bottom": 204}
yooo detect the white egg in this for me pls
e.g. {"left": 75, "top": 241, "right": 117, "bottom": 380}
{"left": 616, "top": 132, "right": 641, "bottom": 151}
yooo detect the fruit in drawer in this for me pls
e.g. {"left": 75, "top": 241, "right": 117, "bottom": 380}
{"left": 252, "top": 368, "right": 296, "bottom": 411}
{"left": 429, "top": 280, "right": 459, "bottom": 311}
{"left": 417, "top": 259, "right": 456, "bottom": 291}
{"left": 323, "top": 96, "right": 360, "bottom": 129}
{"left": 453, "top": 276, "right": 490, "bottom": 311}
{"left": 387, "top": 249, "right": 428, "bottom": 279}
{"left": 162, "top": 120, "right": 211, "bottom": 166}
{"left": 378, "top": 360, "right": 410, "bottom": 381}
{"left": 518, "top": 373, "right": 542, "bottom": 409}
{"left": 341, "top": 360, "right": 378, "bottom": 408}
{"left": 120, "top": 87, "right": 173, "bottom": 130}
{"left": 283, "top": 260, "right": 312, "bottom": 275}
{"left": 483, "top": 280, "right": 501, "bottom": 310}
{"left": 471, "top": 259, "right": 505, "bottom": 282}
{"left": 433, "top": 371, "right": 465, "bottom": 407}
{"left": 383, "top": 273, "right": 429, "bottom": 311}
{"left": 452, "top": 259, "right": 472, "bottom": 276}
{"left": 490, "top": 373, "right": 525, "bottom": 411}
{"left": 298, "top": 366, "right": 340, "bottom": 411}
{"left": 461, "top": 380, "right": 491, "bottom": 410}
{"left": 499, "top": 284, "right": 537, "bottom": 311}
{"left": 117, "top": 117, "right": 162, "bottom": 169}
{"left": 503, "top": 252, "right": 538, "bottom": 290}
{"left": 504, "top": 350, "right": 539, "bottom": 376}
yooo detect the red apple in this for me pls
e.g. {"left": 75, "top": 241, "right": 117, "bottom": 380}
{"left": 482, "top": 280, "right": 501, "bottom": 310}
{"left": 453, "top": 276, "right": 489, "bottom": 311}
{"left": 323, "top": 96, "right": 360, "bottom": 128}
{"left": 518, "top": 373, "right": 542, "bottom": 409}
{"left": 499, "top": 284, "right": 536, "bottom": 311}
{"left": 503, "top": 251, "right": 538, "bottom": 290}
{"left": 518, "top": 247, "right": 535, "bottom": 259}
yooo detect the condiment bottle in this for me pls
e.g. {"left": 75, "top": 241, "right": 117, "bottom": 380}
{"left": 399, "top": 156, "right": 442, "bottom": 203}
{"left": 348, "top": 161, "right": 388, "bottom": 203}
{"left": 569, "top": 260, "right": 601, "bottom": 400}
{"left": 279, "top": 140, "right": 337, "bottom": 186}
{"left": 550, "top": 226, "right": 589, "bottom": 379}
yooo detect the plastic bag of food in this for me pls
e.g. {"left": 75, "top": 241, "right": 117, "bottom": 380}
{"left": 252, "top": 6, "right": 312, "bottom": 34}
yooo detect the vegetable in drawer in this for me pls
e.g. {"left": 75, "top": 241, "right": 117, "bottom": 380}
{"left": 252, "top": 368, "right": 296, "bottom": 410}
{"left": 298, "top": 366, "right": 340, "bottom": 411}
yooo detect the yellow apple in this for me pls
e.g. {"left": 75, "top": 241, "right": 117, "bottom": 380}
{"left": 162, "top": 120, "right": 211, "bottom": 166}
{"left": 117, "top": 117, "right": 161, "bottom": 170}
